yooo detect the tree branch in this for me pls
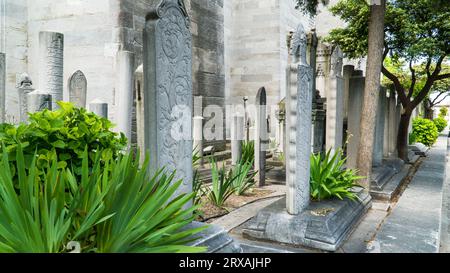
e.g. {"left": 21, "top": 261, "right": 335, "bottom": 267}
{"left": 431, "top": 91, "right": 447, "bottom": 105}
{"left": 382, "top": 65, "right": 408, "bottom": 106}
{"left": 408, "top": 60, "right": 416, "bottom": 100}
{"left": 435, "top": 73, "right": 450, "bottom": 81}
{"left": 412, "top": 55, "right": 447, "bottom": 108}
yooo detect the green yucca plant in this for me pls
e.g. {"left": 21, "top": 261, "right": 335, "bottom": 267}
{"left": 310, "top": 149, "right": 364, "bottom": 202}
{"left": 0, "top": 145, "right": 207, "bottom": 253}
{"left": 232, "top": 160, "right": 257, "bottom": 196}
{"left": 241, "top": 141, "right": 255, "bottom": 165}
{"left": 207, "top": 158, "right": 239, "bottom": 208}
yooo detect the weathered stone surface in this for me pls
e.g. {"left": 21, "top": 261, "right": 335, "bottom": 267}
{"left": 347, "top": 71, "right": 365, "bottom": 169}
{"left": 231, "top": 115, "right": 244, "bottom": 165}
{"left": 373, "top": 88, "right": 387, "bottom": 167}
{"left": 187, "top": 222, "right": 242, "bottom": 253}
{"left": 370, "top": 164, "right": 411, "bottom": 201}
{"left": 27, "top": 90, "right": 52, "bottom": 113}
{"left": 242, "top": 190, "right": 372, "bottom": 252}
{"left": 68, "top": 70, "right": 87, "bottom": 108}
{"left": 285, "top": 24, "right": 313, "bottom": 215}
{"left": 143, "top": 0, "right": 193, "bottom": 200}
{"left": 409, "top": 143, "right": 429, "bottom": 157}
{"left": 89, "top": 99, "right": 108, "bottom": 119}
{"left": 39, "top": 31, "right": 64, "bottom": 110}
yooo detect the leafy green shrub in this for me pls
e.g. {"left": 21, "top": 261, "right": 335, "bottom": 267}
{"left": 0, "top": 102, "right": 127, "bottom": 180}
{"left": 433, "top": 117, "right": 448, "bottom": 133}
{"left": 207, "top": 159, "right": 239, "bottom": 208}
{"left": 409, "top": 132, "right": 417, "bottom": 145}
{"left": 0, "top": 146, "right": 206, "bottom": 253}
{"left": 310, "top": 150, "right": 363, "bottom": 201}
{"left": 241, "top": 141, "right": 255, "bottom": 165}
{"left": 232, "top": 160, "right": 257, "bottom": 196}
{"left": 412, "top": 117, "right": 439, "bottom": 147}
{"left": 439, "top": 107, "right": 448, "bottom": 118}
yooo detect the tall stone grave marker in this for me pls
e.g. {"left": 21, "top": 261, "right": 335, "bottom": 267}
{"left": 116, "top": 51, "right": 135, "bottom": 141}
{"left": 0, "top": 53, "right": 5, "bottom": 123}
{"left": 17, "top": 73, "right": 35, "bottom": 123}
{"left": 39, "top": 32, "right": 64, "bottom": 110}
{"left": 68, "top": 70, "right": 87, "bottom": 108}
{"left": 373, "top": 88, "right": 387, "bottom": 167}
{"left": 286, "top": 24, "right": 313, "bottom": 215}
{"left": 231, "top": 115, "right": 244, "bottom": 165}
{"left": 326, "top": 47, "right": 344, "bottom": 151}
{"left": 143, "top": 0, "right": 241, "bottom": 253}
{"left": 143, "top": 0, "right": 193, "bottom": 201}
{"left": 347, "top": 70, "right": 365, "bottom": 169}
{"left": 255, "top": 87, "right": 267, "bottom": 187}
{"left": 193, "top": 116, "right": 204, "bottom": 165}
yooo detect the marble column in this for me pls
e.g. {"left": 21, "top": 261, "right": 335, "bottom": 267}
{"left": 39, "top": 32, "right": 64, "bottom": 110}
{"left": 286, "top": 24, "right": 314, "bottom": 215}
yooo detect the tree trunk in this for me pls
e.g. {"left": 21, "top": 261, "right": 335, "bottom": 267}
{"left": 397, "top": 110, "right": 412, "bottom": 161}
{"left": 356, "top": 0, "right": 386, "bottom": 192}
{"left": 423, "top": 101, "right": 434, "bottom": 120}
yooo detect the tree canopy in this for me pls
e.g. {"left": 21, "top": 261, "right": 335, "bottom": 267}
{"left": 295, "top": 0, "right": 330, "bottom": 16}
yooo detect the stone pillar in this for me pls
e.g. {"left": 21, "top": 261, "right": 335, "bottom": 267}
{"left": 89, "top": 99, "right": 108, "bottom": 119}
{"left": 17, "top": 73, "right": 35, "bottom": 123}
{"left": 27, "top": 90, "right": 52, "bottom": 113}
{"left": 231, "top": 115, "right": 245, "bottom": 165}
{"left": 373, "top": 88, "right": 387, "bottom": 167}
{"left": 39, "top": 32, "right": 64, "bottom": 110}
{"left": 312, "top": 92, "right": 327, "bottom": 154}
{"left": 115, "top": 51, "right": 135, "bottom": 141}
{"left": 307, "top": 29, "right": 318, "bottom": 94}
{"left": 255, "top": 87, "right": 267, "bottom": 187}
{"left": 286, "top": 24, "right": 313, "bottom": 215}
{"left": 325, "top": 47, "right": 344, "bottom": 151}
{"left": 68, "top": 70, "right": 87, "bottom": 108}
{"left": 343, "top": 65, "right": 355, "bottom": 120}
{"left": 387, "top": 89, "right": 398, "bottom": 157}
{"left": 193, "top": 116, "right": 204, "bottom": 165}
{"left": 315, "top": 43, "right": 331, "bottom": 98}
{"left": 347, "top": 70, "right": 365, "bottom": 169}
{"left": 0, "top": 53, "right": 5, "bottom": 123}
{"left": 143, "top": 0, "right": 193, "bottom": 201}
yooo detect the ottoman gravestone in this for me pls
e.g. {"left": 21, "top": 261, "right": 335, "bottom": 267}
{"left": 89, "top": 99, "right": 108, "bottom": 119}
{"left": 143, "top": 0, "right": 240, "bottom": 253}
{"left": 39, "top": 32, "right": 64, "bottom": 110}
{"left": 242, "top": 23, "right": 371, "bottom": 252}
{"left": 116, "top": 51, "right": 135, "bottom": 141}
{"left": 17, "top": 73, "right": 35, "bottom": 123}
{"left": 68, "top": 70, "right": 87, "bottom": 109}
{"left": 231, "top": 115, "right": 245, "bottom": 165}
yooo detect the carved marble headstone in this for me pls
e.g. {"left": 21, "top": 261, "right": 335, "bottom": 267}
{"left": 255, "top": 87, "right": 267, "bottom": 187}
{"left": 68, "top": 70, "right": 87, "bottom": 108}
{"left": 17, "top": 73, "right": 35, "bottom": 123}
{"left": 39, "top": 32, "right": 64, "bottom": 110}
{"left": 0, "top": 53, "right": 5, "bottom": 123}
{"left": 326, "top": 46, "right": 345, "bottom": 151}
{"left": 286, "top": 23, "right": 314, "bottom": 215}
{"left": 143, "top": 0, "right": 193, "bottom": 200}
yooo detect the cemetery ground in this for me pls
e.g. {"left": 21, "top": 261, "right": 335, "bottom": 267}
{"left": 195, "top": 135, "right": 450, "bottom": 253}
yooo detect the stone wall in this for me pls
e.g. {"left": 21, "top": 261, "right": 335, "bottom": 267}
{"left": 1, "top": 0, "right": 28, "bottom": 121}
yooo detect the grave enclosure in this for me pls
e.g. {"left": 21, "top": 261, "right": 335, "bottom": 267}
{"left": 0, "top": 0, "right": 429, "bottom": 252}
